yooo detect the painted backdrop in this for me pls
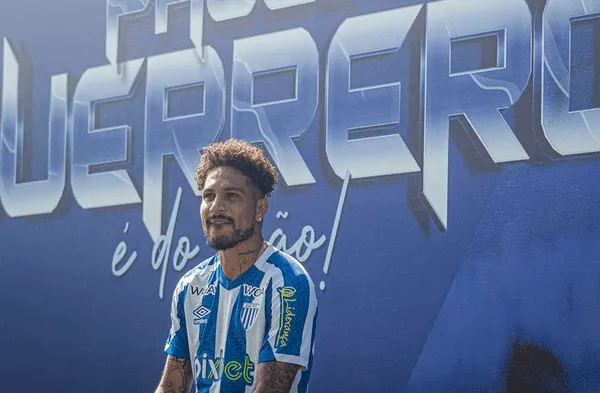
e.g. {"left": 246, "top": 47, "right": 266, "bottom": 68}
{"left": 1, "top": 0, "right": 599, "bottom": 391}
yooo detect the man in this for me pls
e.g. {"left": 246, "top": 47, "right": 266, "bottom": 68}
{"left": 155, "top": 139, "right": 318, "bottom": 393}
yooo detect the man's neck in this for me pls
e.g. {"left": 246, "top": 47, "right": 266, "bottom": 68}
{"left": 219, "top": 234, "right": 266, "bottom": 281}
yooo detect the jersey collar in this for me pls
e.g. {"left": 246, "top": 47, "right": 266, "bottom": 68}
{"left": 216, "top": 243, "right": 276, "bottom": 290}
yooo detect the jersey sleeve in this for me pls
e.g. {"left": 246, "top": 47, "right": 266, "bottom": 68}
{"left": 258, "top": 266, "right": 318, "bottom": 370}
{"left": 164, "top": 279, "right": 190, "bottom": 360}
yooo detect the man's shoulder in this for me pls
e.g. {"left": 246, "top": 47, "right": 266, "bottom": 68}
{"left": 266, "top": 247, "right": 315, "bottom": 287}
{"left": 174, "top": 254, "right": 219, "bottom": 291}
{"left": 265, "top": 247, "right": 318, "bottom": 308}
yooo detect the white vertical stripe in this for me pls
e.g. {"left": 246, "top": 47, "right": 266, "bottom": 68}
{"left": 290, "top": 368, "right": 302, "bottom": 393}
{"left": 267, "top": 266, "right": 285, "bottom": 353}
{"left": 208, "top": 285, "right": 239, "bottom": 393}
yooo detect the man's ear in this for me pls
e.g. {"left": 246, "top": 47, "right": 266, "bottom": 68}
{"left": 256, "top": 197, "right": 268, "bottom": 223}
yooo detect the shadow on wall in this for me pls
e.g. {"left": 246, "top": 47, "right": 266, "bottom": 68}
{"left": 506, "top": 343, "right": 569, "bottom": 393}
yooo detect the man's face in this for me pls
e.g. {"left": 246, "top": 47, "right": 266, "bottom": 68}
{"left": 200, "top": 166, "right": 263, "bottom": 250}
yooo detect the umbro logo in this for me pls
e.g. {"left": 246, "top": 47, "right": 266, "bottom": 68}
{"left": 193, "top": 305, "right": 210, "bottom": 325}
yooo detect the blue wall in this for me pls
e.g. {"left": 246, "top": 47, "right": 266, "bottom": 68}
{"left": 0, "top": 0, "right": 599, "bottom": 391}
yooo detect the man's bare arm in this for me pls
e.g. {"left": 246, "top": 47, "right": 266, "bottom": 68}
{"left": 253, "top": 361, "right": 301, "bottom": 393}
{"left": 155, "top": 355, "right": 194, "bottom": 393}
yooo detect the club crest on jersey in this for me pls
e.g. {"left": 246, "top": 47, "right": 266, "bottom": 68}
{"left": 240, "top": 303, "right": 260, "bottom": 330}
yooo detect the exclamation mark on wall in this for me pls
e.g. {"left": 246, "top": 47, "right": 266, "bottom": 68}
{"left": 320, "top": 170, "right": 351, "bottom": 291}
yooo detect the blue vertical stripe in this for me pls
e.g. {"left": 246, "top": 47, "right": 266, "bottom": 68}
{"left": 298, "top": 309, "right": 318, "bottom": 393}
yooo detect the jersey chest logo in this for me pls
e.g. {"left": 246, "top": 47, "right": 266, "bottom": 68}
{"left": 242, "top": 284, "right": 265, "bottom": 298}
{"left": 190, "top": 283, "right": 217, "bottom": 296}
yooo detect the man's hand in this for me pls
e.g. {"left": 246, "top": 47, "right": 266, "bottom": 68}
{"left": 155, "top": 355, "right": 194, "bottom": 393}
{"left": 253, "top": 361, "right": 301, "bottom": 393}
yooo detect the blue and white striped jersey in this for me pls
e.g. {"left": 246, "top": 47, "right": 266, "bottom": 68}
{"left": 164, "top": 243, "right": 318, "bottom": 393}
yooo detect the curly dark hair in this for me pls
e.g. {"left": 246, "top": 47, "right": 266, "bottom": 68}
{"left": 195, "top": 139, "right": 279, "bottom": 197}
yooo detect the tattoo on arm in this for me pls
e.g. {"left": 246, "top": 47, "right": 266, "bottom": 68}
{"left": 156, "top": 355, "right": 194, "bottom": 393}
{"left": 254, "top": 361, "right": 301, "bottom": 393}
